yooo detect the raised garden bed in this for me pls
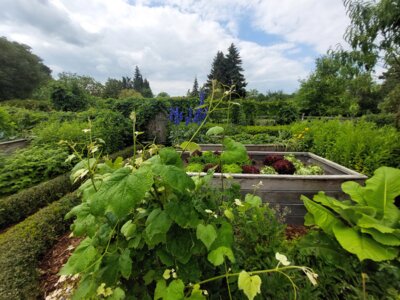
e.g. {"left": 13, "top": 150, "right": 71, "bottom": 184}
{"left": 199, "top": 143, "right": 286, "bottom": 151}
{"left": 186, "top": 151, "right": 367, "bottom": 224}
{"left": 0, "top": 138, "right": 29, "bottom": 154}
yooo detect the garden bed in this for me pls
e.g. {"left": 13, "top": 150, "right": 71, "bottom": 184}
{"left": 186, "top": 151, "right": 367, "bottom": 224}
{"left": 199, "top": 143, "right": 286, "bottom": 151}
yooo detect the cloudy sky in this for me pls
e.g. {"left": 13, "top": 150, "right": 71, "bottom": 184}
{"left": 0, "top": 0, "right": 350, "bottom": 95}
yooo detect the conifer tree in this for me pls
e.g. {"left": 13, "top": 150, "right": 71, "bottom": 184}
{"left": 133, "top": 66, "right": 144, "bottom": 92}
{"left": 142, "top": 78, "right": 154, "bottom": 98}
{"left": 225, "top": 43, "right": 247, "bottom": 98}
{"left": 205, "top": 51, "right": 227, "bottom": 93}
{"left": 190, "top": 77, "right": 199, "bottom": 97}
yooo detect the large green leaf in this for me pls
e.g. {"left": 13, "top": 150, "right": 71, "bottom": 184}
{"left": 179, "top": 141, "right": 201, "bottom": 153}
{"left": 221, "top": 137, "right": 248, "bottom": 164}
{"left": 207, "top": 246, "right": 235, "bottom": 266}
{"left": 360, "top": 228, "right": 400, "bottom": 246}
{"left": 152, "top": 164, "right": 194, "bottom": 193}
{"left": 341, "top": 181, "right": 366, "bottom": 205}
{"left": 119, "top": 249, "right": 132, "bottom": 279}
{"left": 206, "top": 126, "right": 224, "bottom": 136}
{"left": 145, "top": 208, "right": 172, "bottom": 247}
{"left": 363, "top": 167, "right": 400, "bottom": 221}
{"left": 88, "top": 167, "right": 153, "bottom": 219}
{"left": 196, "top": 223, "right": 217, "bottom": 250}
{"left": 165, "top": 200, "right": 201, "bottom": 228}
{"left": 159, "top": 147, "right": 184, "bottom": 168}
{"left": 60, "top": 238, "right": 99, "bottom": 275}
{"left": 332, "top": 223, "right": 398, "bottom": 261}
{"left": 238, "top": 270, "right": 262, "bottom": 300}
{"left": 301, "top": 196, "right": 343, "bottom": 236}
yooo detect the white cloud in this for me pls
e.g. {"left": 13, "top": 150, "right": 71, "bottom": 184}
{"left": 0, "top": 0, "right": 350, "bottom": 95}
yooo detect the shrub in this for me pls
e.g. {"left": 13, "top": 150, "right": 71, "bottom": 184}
{"left": 0, "top": 107, "right": 15, "bottom": 138}
{"left": 0, "top": 145, "right": 71, "bottom": 196}
{"left": 51, "top": 83, "right": 88, "bottom": 112}
{"left": 0, "top": 99, "right": 53, "bottom": 111}
{"left": 0, "top": 174, "right": 74, "bottom": 230}
{"left": 0, "top": 193, "right": 80, "bottom": 299}
{"left": 289, "top": 119, "right": 400, "bottom": 175}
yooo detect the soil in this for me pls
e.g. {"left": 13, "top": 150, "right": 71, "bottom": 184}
{"left": 38, "top": 232, "right": 82, "bottom": 298}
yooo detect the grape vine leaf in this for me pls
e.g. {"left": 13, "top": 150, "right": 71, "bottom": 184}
{"left": 108, "top": 287, "right": 125, "bottom": 300}
{"left": 89, "top": 166, "right": 153, "bottom": 219}
{"left": 238, "top": 270, "right": 262, "bottom": 300}
{"left": 180, "top": 141, "right": 201, "bottom": 153}
{"left": 207, "top": 246, "right": 235, "bottom": 266}
{"left": 154, "top": 280, "right": 167, "bottom": 300}
{"left": 118, "top": 249, "right": 132, "bottom": 279}
{"left": 60, "top": 238, "right": 99, "bottom": 275}
{"left": 159, "top": 147, "right": 184, "bottom": 168}
{"left": 145, "top": 208, "right": 172, "bottom": 247}
{"left": 121, "top": 220, "right": 137, "bottom": 240}
{"left": 196, "top": 223, "right": 217, "bottom": 250}
{"left": 206, "top": 126, "right": 224, "bottom": 136}
{"left": 221, "top": 137, "right": 247, "bottom": 164}
{"left": 152, "top": 164, "right": 195, "bottom": 193}
{"left": 244, "top": 194, "right": 262, "bottom": 207}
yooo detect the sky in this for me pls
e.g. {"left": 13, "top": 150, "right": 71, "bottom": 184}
{"left": 0, "top": 0, "right": 351, "bottom": 96}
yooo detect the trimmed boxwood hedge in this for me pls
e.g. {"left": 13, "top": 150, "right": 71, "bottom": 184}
{"left": 0, "top": 193, "right": 80, "bottom": 300}
{"left": 0, "top": 174, "right": 74, "bottom": 230}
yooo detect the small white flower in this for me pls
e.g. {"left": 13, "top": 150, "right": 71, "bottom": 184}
{"left": 203, "top": 290, "right": 209, "bottom": 295}
{"left": 234, "top": 199, "right": 244, "bottom": 206}
{"left": 205, "top": 209, "right": 213, "bottom": 214}
{"left": 82, "top": 128, "right": 91, "bottom": 133}
{"left": 136, "top": 208, "right": 146, "bottom": 214}
{"left": 275, "top": 252, "right": 291, "bottom": 266}
{"left": 303, "top": 268, "right": 318, "bottom": 286}
{"left": 213, "top": 214, "right": 218, "bottom": 219}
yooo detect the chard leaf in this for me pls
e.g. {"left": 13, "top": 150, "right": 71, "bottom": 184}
{"left": 332, "top": 223, "right": 398, "bottom": 261}
{"left": 363, "top": 167, "right": 400, "bottom": 222}
{"left": 360, "top": 228, "right": 400, "bottom": 246}
{"left": 302, "top": 195, "right": 343, "bottom": 236}
{"left": 342, "top": 181, "right": 366, "bottom": 204}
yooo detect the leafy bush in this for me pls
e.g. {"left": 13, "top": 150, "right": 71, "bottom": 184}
{"left": 0, "top": 107, "right": 15, "bottom": 139}
{"left": 0, "top": 193, "right": 80, "bottom": 299}
{"left": 51, "top": 83, "right": 88, "bottom": 111}
{"left": 1, "top": 106, "right": 50, "bottom": 136}
{"left": 0, "top": 99, "right": 53, "bottom": 111}
{"left": 290, "top": 119, "right": 400, "bottom": 175}
{"left": 33, "top": 109, "right": 132, "bottom": 153}
{"left": 0, "top": 145, "right": 71, "bottom": 196}
{"left": 0, "top": 174, "right": 74, "bottom": 230}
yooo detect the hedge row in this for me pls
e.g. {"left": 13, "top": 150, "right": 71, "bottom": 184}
{"left": 0, "top": 174, "right": 74, "bottom": 230}
{"left": 0, "top": 146, "right": 134, "bottom": 232}
{"left": 0, "top": 193, "right": 80, "bottom": 300}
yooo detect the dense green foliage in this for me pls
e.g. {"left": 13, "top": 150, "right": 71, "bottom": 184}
{"left": 0, "top": 145, "right": 71, "bottom": 196}
{"left": 0, "top": 107, "right": 14, "bottom": 139}
{"left": 290, "top": 119, "right": 400, "bottom": 175}
{"left": 0, "top": 174, "right": 74, "bottom": 229}
{"left": 0, "top": 193, "right": 80, "bottom": 299}
{"left": 0, "top": 37, "right": 51, "bottom": 100}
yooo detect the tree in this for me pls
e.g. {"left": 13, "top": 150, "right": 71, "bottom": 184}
{"left": 205, "top": 44, "right": 247, "bottom": 98}
{"left": 103, "top": 78, "right": 124, "bottom": 98}
{"left": 205, "top": 51, "right": 227, "bottom": 93}
{"left": 122, "top": 77, "right": 133, "bottom": 89}
{"left": 142, "top": 78, "right": 153, "bottom": 98}
{"left": 296, "top": 49, "right": 378, "bottom": 116}
{"left": 133, "top": 66, "right": 144, "bottom": 92}
{"left": 58, "top": 72, "right": 104, "bottom": 97}
{"left": 156, "top": 92, "right": 170, "bottom": 98}
{"left": 190, "top": 77, "right": 199, "bottom": 97}
{"left": 225, "top": 43, "right": 247, "bottom": 98}
{"left": 50, "top": 82, "right": 87, "bottom": 111}
{"left": 0, "top": 37, "right": 51, "bottom": 100}
{"left": 344, "top": 0, "right": 400, "bottom": 70}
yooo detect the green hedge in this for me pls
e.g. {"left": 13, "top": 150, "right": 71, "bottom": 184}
{"left": 0, "top": 174, "right": 74, "bottom": 230}
{"left": 0, "top": 193, "right": 80, "bottom": 299}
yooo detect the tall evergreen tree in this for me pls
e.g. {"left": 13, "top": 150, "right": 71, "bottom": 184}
{"left": 205, "top": 51, "right": 227, "bottom": 93}
{"left": 142, "top": 78, "right": 154, "bottom": 98}
{"left": 205, "top": 44, "right": 247, "bottom": 98}
{"left": 133, "top": 66, "right": 144, "bottom": 92}
{"left": 225, "top": 43, "right": 247, "bottom": 98}
{"left": 122, "top": 77, "right": 133, "bottom": 89}
{"left": 190, "top": 77, "right": 199, "bottom": 97}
